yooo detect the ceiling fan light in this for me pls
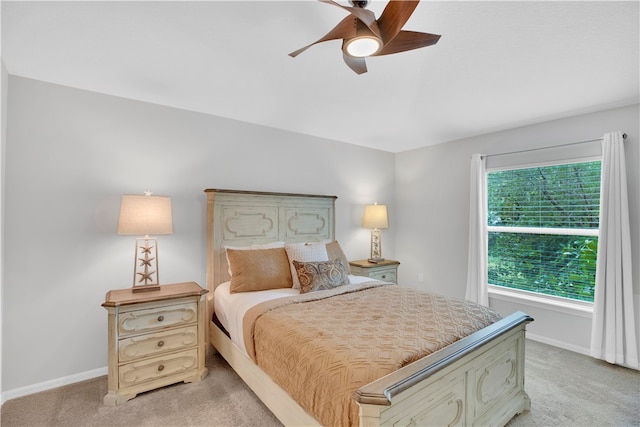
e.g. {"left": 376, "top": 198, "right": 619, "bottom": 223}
{"left": 344, "top": 36, "right": 382, "bottom": 57}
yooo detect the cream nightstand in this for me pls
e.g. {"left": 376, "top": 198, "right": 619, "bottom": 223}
{"left": 349, "top": 259, "right": 400, "bottom": 284}
{"left": 102, "top": 282, "right": 208, "bottom": 406}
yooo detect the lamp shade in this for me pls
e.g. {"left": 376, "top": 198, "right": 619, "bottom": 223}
{"left": 117, "top": 194, "right": 173, "bottom": 235}
{"left": 362, "top": 204, "right": 388, "bottom": 229}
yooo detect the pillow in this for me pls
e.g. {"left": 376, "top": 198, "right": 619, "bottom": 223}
{"left": 225, "top": 241, "right": 285, "bottom": 275}
{"left": 227, "top": 247, "right": 292, "bottom": 293}
{"left": 293, "top": 259, "right": 349, "bottom": 294}
{"left": 325, "top": 240, "right": 349, "bottom": 271}
{"left": 285, "top": 242, "right": 329, "bottom": 289}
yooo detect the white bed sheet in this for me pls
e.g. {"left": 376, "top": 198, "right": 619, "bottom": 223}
{"left": 214, "top": 275, "right": 374, "bottom": 355}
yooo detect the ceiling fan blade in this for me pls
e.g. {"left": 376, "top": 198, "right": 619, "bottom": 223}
{"left": 373, "top": 31, "right": 440, "bottom": 56}
{"left": 376, "top": 0, "right": 420, "bottom": 44}
{"left": 319, "top": 0, "right": 381, "bottom": 37}
{"left": 289, "top": 16, "right": 357, "bottom": 57}
{"left": 342, "top": 53, "right": 368, "bottom": 74}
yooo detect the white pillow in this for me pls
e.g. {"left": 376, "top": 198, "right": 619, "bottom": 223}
{"left": 225, "top": 241, "right": 285, "bottom": 275}
{"left": 284, "top": 242, "right": 329, "bottom": 289}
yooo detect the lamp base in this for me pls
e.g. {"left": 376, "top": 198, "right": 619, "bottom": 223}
{"left": 131, "top": 237, "right": 161, "bottom": 288}
{"left": 369, "top": 228, "right": 384, "bottom": 263}
{"left": 132, "top": 284, "right": 161, "bottom": 293}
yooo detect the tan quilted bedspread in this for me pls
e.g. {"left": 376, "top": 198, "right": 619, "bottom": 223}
{"left": 243, "top": 282, "right": 502, "bottom": 427}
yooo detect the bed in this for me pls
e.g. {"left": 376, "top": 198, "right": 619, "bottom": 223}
{"left": 205, "top": 188, "right": 533, "bottom": 426}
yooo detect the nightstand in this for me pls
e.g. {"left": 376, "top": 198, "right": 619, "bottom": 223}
{"left": 102, "top": 282, "right": 209, "bottom": 406}
{"left": 349, "top": 259, "right": 400, "bottom": 284}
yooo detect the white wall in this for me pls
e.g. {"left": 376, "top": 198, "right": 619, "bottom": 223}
{"left": 395, "top": 104, "right": 640, "bottom": 355}
{"left": 1, "top": 59, "right": 9, "bottom": 402}
{"left": 1, "top": 75, "right": 396, "bottom": 397}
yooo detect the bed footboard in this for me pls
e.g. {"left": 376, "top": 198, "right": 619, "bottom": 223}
{"left": 355, "top": 311, "right": 533, "bottom": 426}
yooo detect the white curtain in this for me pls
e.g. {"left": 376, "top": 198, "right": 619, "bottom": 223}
{"left": 465, "top": 154, "right": 489, "bottom": 306}
{"left": 590, "top": 132, "right": 638, "bottom": 369}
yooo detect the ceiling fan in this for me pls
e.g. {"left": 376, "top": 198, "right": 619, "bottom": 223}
{"left": 289, "top": 0, "right": 441, "bottom": 75}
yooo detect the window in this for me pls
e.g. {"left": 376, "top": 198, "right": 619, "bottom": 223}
{"left": 487, "top": 160, "right": 601, "bottom": 302}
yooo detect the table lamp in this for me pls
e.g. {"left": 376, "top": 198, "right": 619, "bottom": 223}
{"left": 117, "top": 192, "right": 173, "bottom": 292}
{"left": 362, "top": 203, "right": 388, "bottom": 263}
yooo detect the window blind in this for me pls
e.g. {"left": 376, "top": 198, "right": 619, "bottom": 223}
{"left": 487, "top": 160, "right": 601, "bottom": 302}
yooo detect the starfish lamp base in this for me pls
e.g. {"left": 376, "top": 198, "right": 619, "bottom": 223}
{"left": 131, "top": 236, "right": 161, "bottom": 292}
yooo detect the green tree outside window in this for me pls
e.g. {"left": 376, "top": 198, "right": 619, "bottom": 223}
{"left": 487, "top": 161, "right": 601, "bottom": 302}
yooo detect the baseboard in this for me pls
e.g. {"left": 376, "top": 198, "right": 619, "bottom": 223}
{"left": 1, "top": 366, "right": 107, "bottom": 405}
{"left": 526, "top": 332, "right": 590, "bottom": 356}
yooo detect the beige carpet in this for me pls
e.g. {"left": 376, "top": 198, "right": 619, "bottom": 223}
{"left": 506, "top": 340, "right": 639, "bottom": 427}
{"left": 1, "top": 340, "right": 639, "bottom": 427}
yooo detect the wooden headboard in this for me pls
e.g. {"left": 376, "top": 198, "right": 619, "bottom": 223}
{"left": 204, "top": 189, "right": 337, "bottom": 297}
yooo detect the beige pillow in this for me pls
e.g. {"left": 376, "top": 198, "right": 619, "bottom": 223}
{"left": 225, "top": 241, "right": 285, "bottom": 275}
{"left": 227, "top": 247, "right": 293, "bottom": 293}
{"left": 293, "top": 259, "right": 349, "bottom": 294}
{"left": 326, "top": 240, "right": 349, "bottom": 270}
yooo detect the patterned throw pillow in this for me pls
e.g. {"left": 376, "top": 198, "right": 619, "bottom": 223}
{"left": 293, "top": 259, "right": 349, "bottom": 294}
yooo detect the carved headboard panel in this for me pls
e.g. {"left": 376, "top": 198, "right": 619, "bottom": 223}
{"left": 204, "top": 189, "right": 337, "bottom": 296}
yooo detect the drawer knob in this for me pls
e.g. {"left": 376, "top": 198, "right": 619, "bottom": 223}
{"left": 157, "top": 364, "right": 165, "bottom": 372}
{"left": 381, "top": 275, "right": 387, "bottom": 279}
{"left": 157, "top": 340, "right": 165, "bottom": 348}
{"left": 157, "top": 316, "right": 164, "bottom": 322}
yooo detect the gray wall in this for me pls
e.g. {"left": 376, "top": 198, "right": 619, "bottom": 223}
{"left": 1, "top": 75, "right": 396, "bottom": 394}
{"left": 395, "top": 103, "right": 640, "bottom": 354}
{"left": 1, "top": 60, "right": 8, "bottom": 399}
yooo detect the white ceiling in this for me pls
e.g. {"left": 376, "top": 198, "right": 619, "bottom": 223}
{"left": 2, "top": 0, "right": 639, "bottom": 153}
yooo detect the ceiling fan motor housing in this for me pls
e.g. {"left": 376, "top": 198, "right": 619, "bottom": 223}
{"left": 349, "top": 1, "right": 369, "bottom": 8}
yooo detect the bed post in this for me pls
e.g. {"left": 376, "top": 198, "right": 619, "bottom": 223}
{"left": 204, "top": 191, "right": 216, "bottom": 352}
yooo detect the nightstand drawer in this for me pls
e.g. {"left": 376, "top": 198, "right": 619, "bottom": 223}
{"left": 119, "top": 326, "right": 198, "bottom": 362}
{"left": 119, "top": 348, "right": 198, "bottom": 388}
{"left": 118, "top": 302, "right": 197, "bottom": 336}
{"left": 369, "top": 269, "right": 397, "bottom": 283}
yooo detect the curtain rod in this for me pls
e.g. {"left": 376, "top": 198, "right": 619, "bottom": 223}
{"left": 483, "top": 133, "right": 627, "bottom": 159}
